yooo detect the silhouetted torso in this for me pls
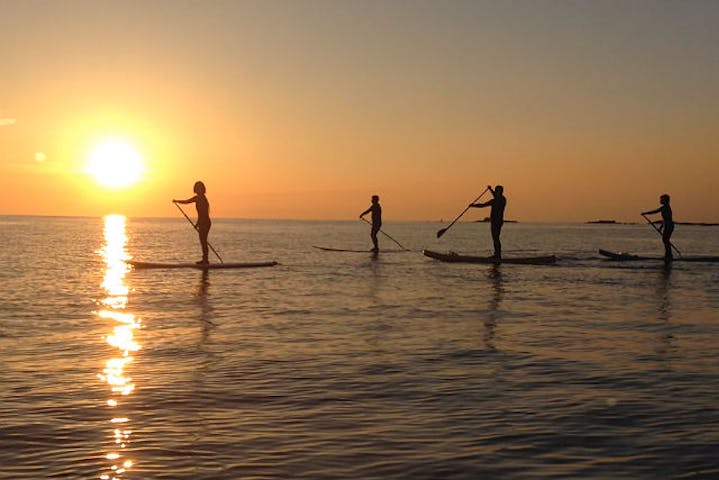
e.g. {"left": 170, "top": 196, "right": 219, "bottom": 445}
{"left": 660, "top": 204, "right": 673, "bottom": 227}
{"left": 489, "top": 194, "right": 506, "bottom": 225}
{"left": 193, "top": 194, "right": 210, "bottom": 226}
{"left": 370, "top": 203, "right": 382, "bottom": 227}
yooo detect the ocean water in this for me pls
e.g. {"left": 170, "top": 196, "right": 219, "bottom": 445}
{"left": 1, "top": 215, "right": 718, "bottom": 480}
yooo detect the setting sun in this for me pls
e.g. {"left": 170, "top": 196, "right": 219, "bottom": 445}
{"left": 86, "top": 140, "right": 144, "bottom": 189}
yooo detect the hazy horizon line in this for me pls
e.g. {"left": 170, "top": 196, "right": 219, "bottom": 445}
{"left": 3, "top": 213, "right": 718, "bottom": 226}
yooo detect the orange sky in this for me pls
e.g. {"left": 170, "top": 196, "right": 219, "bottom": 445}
{"left": 1, "top": 1, "right": 717, "bottom": 221}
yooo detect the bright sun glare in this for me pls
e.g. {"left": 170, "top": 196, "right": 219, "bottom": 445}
{"left": 86, "top": 140, "right": 144, "bottom": 188}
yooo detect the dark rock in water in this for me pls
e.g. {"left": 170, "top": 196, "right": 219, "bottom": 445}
{"left": 475, "top": 217, "right": 518, "bottom": 223}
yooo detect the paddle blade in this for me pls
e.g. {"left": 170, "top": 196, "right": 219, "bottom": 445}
{"left": 436, "top": 228, "right": 447, "bottom": 238}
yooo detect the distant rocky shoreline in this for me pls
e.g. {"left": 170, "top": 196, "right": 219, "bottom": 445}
{"left": 586, "top": 219, "right": 718, "bottom": 226}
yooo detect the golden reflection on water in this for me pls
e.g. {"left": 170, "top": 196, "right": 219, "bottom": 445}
{"left": 96, "top": 215, "right": 138, "bottom": 479}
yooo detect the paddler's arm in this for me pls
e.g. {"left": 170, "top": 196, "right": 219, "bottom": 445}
{"left": 470, "top": 185, "right": 495, "bottom": 207}
{"left": 359, "top": 206, "right": 372, "bottom": 218}
{"left": 173, "top": 196, "right": 197, "bottom": 204}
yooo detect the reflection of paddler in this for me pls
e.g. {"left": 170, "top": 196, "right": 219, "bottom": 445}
{"left": 656, "top": 264, "right": 672, "bottom": 321}
{"left": 359, "top": 195, "right": 382, "bottom": 253}
{"left": 484, "top": 264, "right": 503, "bottom": 351}
{"left": 197, "top": 270, "right": 216, "bottom": 333}
{"left": 173, "top": 181, "right": 212, "bottom": 264}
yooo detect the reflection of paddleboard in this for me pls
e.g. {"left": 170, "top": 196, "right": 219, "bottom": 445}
{"left": 312, "top": 245, "right": 409, "bottom": 253}
{"left": 423, "top": 249, "right": 557, "bottom": 265}
{"left": 127, "top": 260, "right": 278, "bottom": 270}
{"left": 598, "top": 249, "right": 719, "bottom": 262}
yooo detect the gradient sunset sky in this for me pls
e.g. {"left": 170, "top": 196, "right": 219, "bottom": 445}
{"left": 1, "top": 0, "right": 717, "bottom": 221}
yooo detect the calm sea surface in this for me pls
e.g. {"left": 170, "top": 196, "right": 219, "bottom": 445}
{"left": 1, "top": 216, "right": 718, "bottom": 479}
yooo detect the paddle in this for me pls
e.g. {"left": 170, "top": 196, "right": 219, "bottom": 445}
{"left": 173, "top": 202, "right": 224, "bottom": 263}
{"left": 642, "top": 214, "right": 681, "bottom": 258}
{"left": 436, "top": 186, "right": 490, "bottom": 239}
{"left": 360, "top": 218, "right": 410, "bottom": 251}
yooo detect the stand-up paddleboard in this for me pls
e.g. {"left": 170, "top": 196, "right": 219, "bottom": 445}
{"left": 598, "top": 249, "right": 719, "bottom": 263}
{"left": 423, "top": 249, "right": 557, "bottom": 265}
{"left": 312, "top": 245, "right": 410, "bottom": 253}
{"left": 127, "top": 260, "right": 278, "bottom": 270}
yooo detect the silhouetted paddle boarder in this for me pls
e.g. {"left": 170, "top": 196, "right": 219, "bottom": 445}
{"left": 469, "top": 185, "right": 506, "bottom": 258}
{"left": 359, "top": 195, "right": 382, "bottom": 252}
{"left": 173, "top": 181, "right": 212, "bottom": 264}
{"left": 642, "top": 193, "right": 676, "bottom": 261}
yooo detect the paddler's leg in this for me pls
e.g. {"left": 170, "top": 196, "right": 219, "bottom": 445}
{"left": 662, "top": 225, "right": 673, "bottom": 261}
{"left": 491, "top": 222, "right": 503, "bottom": 258}
{"left": 197, "top": 222, "right": 210, "bottom": 264}
{"left": 371, "top": 224, "right": 380, "bottom": 252}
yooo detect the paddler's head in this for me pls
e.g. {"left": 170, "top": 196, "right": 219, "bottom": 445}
{"left": 194, "top": 181, "right": 206, "bottom": 195}
{"left": 660, "top": 194, "right": 670, "bottom": 205}
{"left": 371, "top": 195, "right": 379, "bottom": 204}
{"left": 494, "top": 185, "right": 504, "bottom": 195}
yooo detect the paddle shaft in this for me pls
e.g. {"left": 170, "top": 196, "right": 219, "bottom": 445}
{"left": 436, "top": 186, "right": 490, "bottom": 238}
{"left": 174, "top": 202, "right": 224, "bottom": 263}
{"left": 360, "top": 218, "right": 410, "bottom": 251}
{"left": 642, "top": 214, "right": 681, "bottom": 257}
